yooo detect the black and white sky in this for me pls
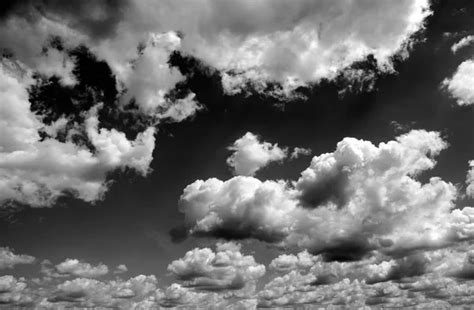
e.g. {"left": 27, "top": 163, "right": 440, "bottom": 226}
{"left": 0, "top": 0, "right": 473, "bottom": 308}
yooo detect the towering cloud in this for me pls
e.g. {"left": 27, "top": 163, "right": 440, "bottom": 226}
{"left": 179, "top": 130, "right": 474, "bottom": 260}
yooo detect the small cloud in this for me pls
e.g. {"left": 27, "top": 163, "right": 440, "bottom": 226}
{"left": 441, "top": 60, "right": 474, "bottom": 106}
{"left": 114, "top": 264, "right": 128, "bottom": 274}
{"left": 227, "top": 132, "right": 288, "bottom": 176}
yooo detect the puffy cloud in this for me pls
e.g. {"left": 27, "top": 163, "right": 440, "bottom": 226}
{"left": 10, "top": 246, "right": 474, "bottom": 308}
{"left": 167, "top": 242, "right": 265, "bottom": 294}
{"left": 53, "top": 258, "right": 109, "bottom": 278}
{"left": 0, "top": 275, "right": 33, "bottom": 307}
{"left": 269, "top": 250, "right": 317, "bottom": 272}
{"left": 0, "top": 0, "right": 430, "bottom": 97}
{"left": 179, "top": 130, "right": 474, "bottom": 259}
{"left": 227, "top": 132, "right": 288, "bottom": 176}
{"left": 451, "top": 35, "right": 474, "bottom": 53}
{"left": 0, "top": 62, "right": 156, "bottom": 207}
{"left": 269, "top": 250, "right": 431, "bottom": 285}
{"left": 144, "top": 0, "right": 431, "bottom": 94}
{"left": 46, "top": 275, "right": 158, "bottom": 308}
{"left": 0, "top": 13, "right": 86, "bottom": 84}
{"left": 0, "top": 247, "right": 35, "bottom": 269}
{"left": 114, "top": 264, "right": 128, "bottom": 274}
{"left": 467, "top": 160, "right": 474, "bottom": 198}
{"left": 442, "top": 60, "right": 474, "bottom": 106}
{"left": 117, "top": 32, "right": 202, "bottom": 121}
{"left": 258, "top": 248, "right": 474, "bottom": 308}
{"left": 0, "top": 0, "right": 433, "bottom": 208}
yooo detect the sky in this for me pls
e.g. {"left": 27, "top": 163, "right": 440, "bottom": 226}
{"left": 0, "top": 0, "right": 474, "bottom": 308}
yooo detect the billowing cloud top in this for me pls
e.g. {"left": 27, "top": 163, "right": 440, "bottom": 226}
{"left": 0, "top": 0, "right": 432, "bottom": 209}
{"left": 0, "top": 0, "right": 431, "bottom": 96}
{"left": 179, "top": 130, "right": 474, "bottom": 260}
{"left": 2, "top": 1, "right": 474, "bottom": 309}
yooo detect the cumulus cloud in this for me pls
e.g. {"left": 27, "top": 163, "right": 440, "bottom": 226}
{"left": 46, "top": 275, "right": 158, "bottom": 308}
{"left": 227, "top": 132, "right": 288, "bottom": 176}
{"left": 167, "top": 242, "right": 265, "bottom": 295}
{"left": 257, "top": 244, "right": 474, "bottom": 308}
{"left": 0, "top": 0, "right": 434, "bottom": 208}
{"left": 52, "top": 258, "right": 109, "bottom": 278}
{"left": 269, "top": 250, "right": 317, "bottom": 272}
{"left": 0, "top": 247, "right": 35, "bottom": 269}
{"left": 442, "top": 60, "right": 474, "bottom": 106}
{"left": 256, "top": 272, "right": 474, "bottom": 308}
{"left": 0, "top": 0, "right": 430, "bottom": 98}
{"left": 179, "top": 130, "right": 474, "bottom": 259}
{"left": 7, "top": 246, "right": 474, "bottom": 308}
{"left": 0, "top": 61, "right": 156, "bottom": 207}
{"left": 0, "top": 275, "right": 32, "bottom": 307}
{"left": 114, "top": 264, "right": 128, "bottom": 275}
{"left": 147, "top": 0, "right": 431, "bottom": 94}
{"left": 117, "top": 32, "right": 201, "bottom": 120}
{"left": 467, "top": 160, "right": 474, "bottom": 198}
{"left": 451, "top": 35, "right": 474, "bottom": 53}
{"left": 156, "top": 283, "right": 223, "bottom": 308}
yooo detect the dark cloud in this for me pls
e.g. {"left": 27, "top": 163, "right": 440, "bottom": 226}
{"left": 318, "top": 238, "right": 373, "bottom": 262}
{"left": 0, "top": 0, "right": 129, "bottom": 39}
{"left": 296, "top": 168, "right": 350, "bottom": 209}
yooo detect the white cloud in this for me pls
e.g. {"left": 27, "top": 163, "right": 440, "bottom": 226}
{"left": 269, "top": 251, "right": 317, "bottom": 272}
{"left": 117, "top": 32, "right": 201, "bottom": 122}
{"left": 0, "top": 15, "right": 85, "bottom": 86}
{"left": 442, "top": 60, "right": 474, "bottom": 106}
{"left": 53, "top": 259, "right": 109, "bottom": 278}
{"left": 156, "top": 283, "right": 222, "bottom": 308}
{"left": 179, "top": 130, "right": 474, "bottom": 258}
{"left": 290, "top": 147, "right": 312, "bottom": 159}
{"left": 227, "top": 132, "right": 288, "bottom": 176}
{"left": 114, "top": 264, "right": 128, "bottom": 274}
{"left": 143, "top": 0, "right": 430, "bottom": 94}
{"left": 0, "top": 62, "right": 156, "bottom": 207}
{"left": 0, "top": 275, "right": 32, "bottom": 306}
{"left": 46, "top": 275, "right": 158, "bottom": 308}
{"left": 467, "top": 160, "right": 474, "bottom": 198}
{"left": 0, "top": 1, "right": 433, "bottom": 209}
{"left": 451, "top": 35, "right": 474, "bottom": 53}
{"left": 258, "top": 245, "right": 474, "bottom": 308}
{"left": 167, "top": 242, "right": 265, "bottom": 294}
{"left": 0, "top": 248, "right": 35, "bottom": 269}
{"left": 1, "top": 0, "right": 431, "bottom": 98}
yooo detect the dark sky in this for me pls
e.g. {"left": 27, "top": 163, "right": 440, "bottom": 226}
{"left": 0, "top": 0, "right": 474, "bottom": 308}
